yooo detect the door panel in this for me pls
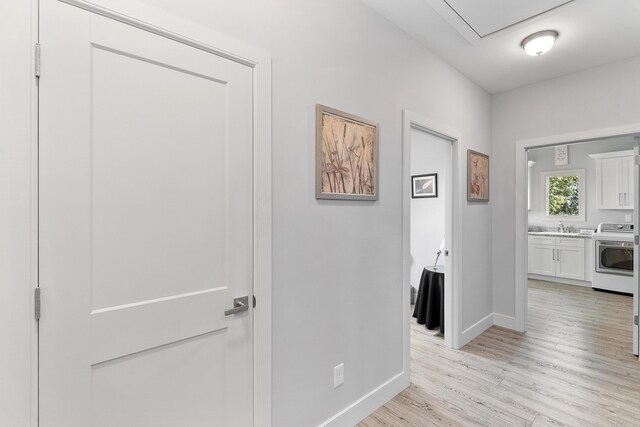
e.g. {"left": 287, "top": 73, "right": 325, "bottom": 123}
{"left": 91, "top": 333, "right": 226, "bottom": 427}
{"left": 91, "top": 42, "right": 230, "bottom": 309}
{"left": 556, "top": 247, "right": 584, "bottom": 280}
{"left": 599, "top": 158, "right": 620, "bottom": 209}
{"left": 39, "top": 1, "right": 254, "bottom": 425}
{"left": 529, "top": 245, "right": 555, "bottom": 276}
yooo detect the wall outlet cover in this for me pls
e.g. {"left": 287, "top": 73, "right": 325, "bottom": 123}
{"left": 333, "top": 363, "right": 344, "bottom": 388}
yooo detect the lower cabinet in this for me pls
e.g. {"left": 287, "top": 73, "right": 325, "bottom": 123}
{"left": 528, "top": 235, "right": 585, "bottom": 281}
{"left": 529, "top": 242, "right": 555, "bottom": 276}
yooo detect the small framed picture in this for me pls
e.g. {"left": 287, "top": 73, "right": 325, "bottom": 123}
{"left": 467, "top": 150, "right": 489, "bottom": 202}
{"left": 411, "top": 173, "right": 438, "bottom": 198}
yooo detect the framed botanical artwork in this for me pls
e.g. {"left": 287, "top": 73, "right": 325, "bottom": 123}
{"left": 316, "top": 104, "right": 378, "bottom": 200}
{"left": 467, "top": 150, "right": 489, "bottom": 202}
{"left": 411, "top": 173, "right": 437, "bottom": 198}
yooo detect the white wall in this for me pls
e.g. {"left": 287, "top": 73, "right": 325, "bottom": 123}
{"left": 0, "top": 1, "right": 36, "bottom": 426}
{"left": 410, "top": 129, "right": 446, "bottom": 288}
{"left": 1, "top": 0, "right": 493, "bottom": 425}
{"left": 180, "top": 3, "right": 493, "bottom": 424}
{"left": 492, "top": 55, "right": 640, "bottom": 319}
{"left": 528, "top": 137, "right": 635, "bottom": 229}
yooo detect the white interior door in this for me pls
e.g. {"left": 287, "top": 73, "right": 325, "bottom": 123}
{"left": 39, "top": 1, "right": 255, "bottom": 425}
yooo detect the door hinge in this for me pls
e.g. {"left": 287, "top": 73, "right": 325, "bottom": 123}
{"left": 34, "top": 287, "right": 41, "bottom": 321}
{"left": 35, "top": 43, "right": 41, "bottom": 78}
{"left": 635, "top": 315, "right": 639, "bottom": 326}
{"left": 635, "top": 235, "right": 639, "bottom": 246}
{"left": 635, "top": 154, "right": 640, "bottom": 166}
{"left": 253, "top": 295, "right": 256, "bottom": 308}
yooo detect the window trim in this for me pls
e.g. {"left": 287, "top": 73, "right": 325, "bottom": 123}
{"left": 542, "top": 169, "right": 586, "bottom": 222}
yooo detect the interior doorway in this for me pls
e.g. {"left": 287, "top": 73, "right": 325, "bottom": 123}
{"left": 402, "top": 110, "right": 461, "bottom": 372}
{"left": 409, "top": 127, "right": 448, "bottom": 337}
{"left": 515, "top": 126, "right": 640, "bottom": 358}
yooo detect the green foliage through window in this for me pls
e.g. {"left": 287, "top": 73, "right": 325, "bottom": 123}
{"left": 548, "top": 176, "right": 579, "bottom": 216}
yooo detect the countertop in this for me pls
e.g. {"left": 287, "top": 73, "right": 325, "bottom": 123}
{"left": 528, "top": 231, "right": 592, "bottom": 239}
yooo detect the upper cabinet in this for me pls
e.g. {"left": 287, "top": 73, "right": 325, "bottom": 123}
{"left": 589, "top": 150, "right": 634, "bottom": 210}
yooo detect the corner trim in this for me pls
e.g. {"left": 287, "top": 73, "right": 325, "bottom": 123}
{"left": 459, "top": 313, "right": 494, "bottom": 348}
{"left": 493, "top": 313, "right": 518, "bottom": 330}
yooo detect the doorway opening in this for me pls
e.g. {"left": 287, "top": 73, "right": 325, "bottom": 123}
{"left": 516, "top": 127, "right": 640, "bottom": 359}
{"left": 402, "top": 110, "right": 462, "bottom": 381}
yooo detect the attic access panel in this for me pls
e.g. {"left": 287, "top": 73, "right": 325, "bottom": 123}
{"left": 444, "top": 0, "right": 573, "bottom": 37}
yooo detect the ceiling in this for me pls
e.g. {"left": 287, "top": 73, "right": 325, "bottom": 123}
{"left": 361, "top": 0, "right": 640, "bottom": 93}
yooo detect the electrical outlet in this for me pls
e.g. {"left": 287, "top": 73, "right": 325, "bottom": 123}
{"left": 333, "top": 363, "right": 344, "bottom": 388}
{"left": 625, "top": 214, "right": 632, "bottom": 223}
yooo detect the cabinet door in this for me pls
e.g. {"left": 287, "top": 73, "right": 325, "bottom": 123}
{"left": 556, "top": 245, "right": 585, "bottom": 280}
{"left": 529, "top": 245, "right": 555, "bottom": 276}
{"left": 598, "top": 158, "right": 622, "bottom": 209}
{"left": 622, "top": 156, "right": 634, "bottom": 209}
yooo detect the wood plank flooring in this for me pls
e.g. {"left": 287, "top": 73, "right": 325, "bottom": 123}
{"left": 359, "top": 280, "right": 639, "bottom": 426}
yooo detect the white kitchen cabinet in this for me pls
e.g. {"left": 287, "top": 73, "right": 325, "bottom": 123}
{"left": 528, "top": 236, "right": 555, "bottom": 276}
{"left": 589, "top": 150, "right": 634, "bottom": 210}
{"left": 622, "top": 155, "right": 634, "bottom": 208}
{"left": 528, "top": 235, "right": 585, "bottom": 281}
{"left": 555, "top": 237, "right": 585, "bottom": 280}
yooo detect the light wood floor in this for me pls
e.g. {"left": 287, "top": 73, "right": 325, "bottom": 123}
{"left": 359, "top": 280, "right": 639, "bottom": 426}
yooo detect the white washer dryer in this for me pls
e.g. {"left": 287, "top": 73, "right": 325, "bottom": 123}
{"left": 592, "top": 223, "right": 634, "bottom": 294}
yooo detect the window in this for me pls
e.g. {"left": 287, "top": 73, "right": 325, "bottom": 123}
{"left": 542, "top": 169, "right": 585, "bottom": 221}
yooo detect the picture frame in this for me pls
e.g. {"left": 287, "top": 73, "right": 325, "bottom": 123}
{"left": 316, "top": 104, "right": 378, "bottom": 201}
{"left": 411, "top": 173, "right": 438, "bottom": 198}
{"left": 467, "top": 149, "right": 489, "bottom": 202}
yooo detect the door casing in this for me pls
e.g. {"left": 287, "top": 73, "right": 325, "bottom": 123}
{"left": 402, "top": 109, "right": 463, "bottom": 372}
{"left": 514, "top": 124, "right": 640, "bottom": 360}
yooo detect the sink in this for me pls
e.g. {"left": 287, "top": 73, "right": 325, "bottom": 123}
{"left": 528, "top": 231, "right": 581, "bottom": 237}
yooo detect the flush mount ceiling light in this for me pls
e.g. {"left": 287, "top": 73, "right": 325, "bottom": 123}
{"left": 521, "top": 30, "right": 559, "bottom": 56}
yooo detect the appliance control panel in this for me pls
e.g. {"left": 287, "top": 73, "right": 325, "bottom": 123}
{"left": 598, "top": 223, "right": 634, "bottom": 233}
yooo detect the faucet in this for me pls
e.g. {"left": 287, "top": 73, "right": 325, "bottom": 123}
{"left": 558, "top": 221, "right": 564, "bottom": 233}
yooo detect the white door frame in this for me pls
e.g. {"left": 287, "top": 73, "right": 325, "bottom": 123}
{"left": 36, "top": 1, "right": 273, "bottom": 425}
{"left": 402, "top": 109, "right": 462, "bottom": 371}
{"left": 633, "top": 136, "right": 639, "bottom": 357}
{"left": 514, "top": 123, "right": 640, "bottom": 339}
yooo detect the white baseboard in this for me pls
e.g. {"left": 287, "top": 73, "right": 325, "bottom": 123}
{"left": 319, "top": 371, "right": 409, "bottom": 427}
{"left": 493, "top": 313, "right": 518, "bottom": 330}
{"left": 528, "top": 274, "right": 591, "bottom": 287}
{"left": 458, "top": 312, "right": 494, "bottom": 348}
{"left": 319, "top": 311, "right": 522, "bottom": 425}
